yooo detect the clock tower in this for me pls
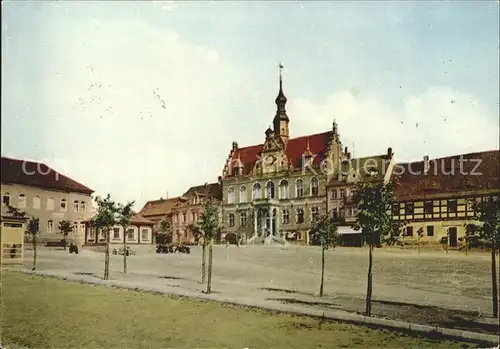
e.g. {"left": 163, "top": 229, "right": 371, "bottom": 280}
{"left": 273, "top": 63, "right": 290, "bottom": 146}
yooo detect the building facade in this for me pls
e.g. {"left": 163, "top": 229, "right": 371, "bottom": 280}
{"left": 85, "top": 213, "right": 155, "bottom": 245}
{"left": 171, "top": 182, "right": 222, "bottom": 244}
{"left": 139, "top": 197, "right": 181, "bottom": 242}
{"left": 391, "top": 150, "right": 499, "bottom": 247}
{"left": 326, "top": 151, "right": 395, "bottom": 246}
{"left": 220, "top": 71, "right": 358, "bottom": 244}
{"left": 1, "top": 156, "right": 94, "bottom": 246}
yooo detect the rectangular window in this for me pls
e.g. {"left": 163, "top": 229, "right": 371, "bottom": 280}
{"left": 113, "top": 228, "right": 120, "bottom": 239}
{"left": 182, "top": 212, "right": 187, "bottom": 222}
{"left": 339, "top": 190, "right": 344, "bottom": 199}
{"left": 406, "top": 226, "right": 414, "bottom": 236}
{"left": 330, "top": 189, "right": 337, "bottom": 199}
{"left": 240, "top": 212, "right": 247, "bottom": 227}
{"left": 448, "top": 199, "right": 457, "bottom": 213}
{"left": 426, "top": 226, "right": 434, "bottom": 237}
{"left": 424, "top": 201, "right": 433, "bottom": 214}
{"left": 282, "top": 210, "right": 290, "bottom": 224}
{"left": 392, "top": 204, "right": 399, "bottom": 216}
{"left": 127, "top": 229, "right": 135, "bottom": 240}
{"left": 141, "top": 229, "right": 149, "bottom": 241}
{"left": 405, "top": 202, "right": 414, "bottom": 215}
{"left": 2, "top": 194, "right": 10, "bottom": 206}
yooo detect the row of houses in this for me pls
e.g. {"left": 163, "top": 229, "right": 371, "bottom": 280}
{"left": 2, "top": 74, "right": 498, "bottom": 248}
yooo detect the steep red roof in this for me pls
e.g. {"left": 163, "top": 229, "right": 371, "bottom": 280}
{"left": 139, "top": 197, "right": 180, "bottom": 220}
{"left": 1, "top": 156, "right": 94, "bottom": 195}
{"left": 228, "top": 131, "right": 332, "bottom": 176}
{"left": 130, "top": 213, "right": 155, "bottom": 225}
{"left": 392, "top": 150, "right": 499, "bottom": 201}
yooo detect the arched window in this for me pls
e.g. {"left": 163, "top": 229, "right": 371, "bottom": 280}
{"left": 296, "top": 208, "right": 304, "bottom": 224}
{"left": 296, "top": 179, "right": 304, "bottom": 198}
{"left": 228, "top": 213, "right": 235, "bottom": 227}
{"left": 2, "top": 192, "right": 10, "bottom": 206}
{"left": 311, "top": 177, "right": 319, "bottom": 196}
{"left": 46, "top": 198, "right": 55, "bottom": 211}
{"left": 239, "top": 186, "right": 247, "bottom": 203}
{"left": 81, "top": 201, "right": 86, "bottom": 212}
{"left": 227, "top": 187, "right": 235, "bottom": 204}
{"left": 47, "top": 220, "right": 54, "bottom": 233}
{"left": 74, "top": 200, "right": 79, "bottom": 212}
{"left": 279, "top": 180, "right": 289, "bottom": 199}
{"left": 252, "top": 183, "right": 261, "bottom": 200}
{"left": 18, "top": 194, "right": 26, "bottom": 208}
{"left": 311, "top": 206, "right": 319, "bottom": 222}
{"left": 33, "top": 196, "right": 41, "bottom": 209}
{"left": 60, "top": 199, "right": 67, "bottom": 211}
{"left": 282, "top": 209, "right": 290, "bottom": 224}
{"left": 266, "top": 181, "right": 275, "bottom": 199}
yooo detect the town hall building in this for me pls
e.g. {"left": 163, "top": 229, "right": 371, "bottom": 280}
{"left": 220, "top": 66, "right": 367, "bottom": 244}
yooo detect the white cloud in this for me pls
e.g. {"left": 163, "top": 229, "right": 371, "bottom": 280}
{"left": 289, "top": 86, "right": 499, "bottom": 162}
{"left": 33, "top": 15, "right": 242, "bottom": 208}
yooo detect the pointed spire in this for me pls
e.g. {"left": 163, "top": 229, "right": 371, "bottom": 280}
{"left": 333, "top": 117, "right": 338, "bottom": 134}
{"left": 275, "top": 62, "right": 287, "bottom": 109}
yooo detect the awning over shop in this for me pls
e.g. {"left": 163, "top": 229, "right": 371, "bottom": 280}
{"left": 337, "top": 226, "right": 360, "bottom": 235}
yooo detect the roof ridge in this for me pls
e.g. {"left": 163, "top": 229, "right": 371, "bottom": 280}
{"left": 235, "top": 130, "right": 332, "bottom": 150}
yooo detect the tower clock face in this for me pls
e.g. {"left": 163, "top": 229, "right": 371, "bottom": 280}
{"left": 265, "top": 155, "right": 276, "bottom": 165}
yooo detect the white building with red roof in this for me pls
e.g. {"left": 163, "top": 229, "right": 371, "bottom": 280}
{"left": 1, "top": 156, "right": 94, "bottom": 246}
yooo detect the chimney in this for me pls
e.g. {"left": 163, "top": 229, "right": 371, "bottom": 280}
{"left": 344, "top": 146, "right": 348, "bottom": 155}
{"left": 423, "top": 155, "right": 429, "bottom": 174}
{"left": 347, "top": 152, "right": 351, "bottom": 160}
{"left": 160, "top": 197, "right": 163, "bottom": 200}
{"left": 232, "top": 141, "right": 238, "bottom": 150}
{"left": 387, "top": 147, "right": 393, "bottom": 158}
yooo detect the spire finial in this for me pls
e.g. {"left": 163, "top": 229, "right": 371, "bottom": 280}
{"left": 279, "top": 62, "right": 284, "bottom": 84}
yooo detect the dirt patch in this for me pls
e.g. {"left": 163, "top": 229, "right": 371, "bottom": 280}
{"left": 159, "top": 276, "right": 186, "bottom": 280}
{"left": 271, "top": 296, "right": 499, "bottom": 335}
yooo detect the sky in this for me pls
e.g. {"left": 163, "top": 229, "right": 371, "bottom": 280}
{"left": 2, "top": 1, "right": 499, "bottom": 209}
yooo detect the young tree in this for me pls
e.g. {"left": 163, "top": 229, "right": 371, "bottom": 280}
{"left": 92, "top": 194, "right": 120, "bottom": 280}
{"left": 117, "top": 201, "right": 135, "bottom": 274}
{"left": 25, "top": 217, "right": 40, "bottom": 271}
{"left": 57, "top": 220, "right": 74, "bottom": 250}
{"left": 472, "top": 196, "right": 500, "bottom": 318}
{"left": 198, "top": 198, "right": 221, "bottom": 294}
{"left": 157, "top": 215, "right": 173, "bottom": 245}
{"left": 309, "top": 213, "right": 340, "bottom": 297}
{"left": 353, "top": 181, "right": 396, "bottom": 317}
{"left": 186, "top": 223, "right": 205, "bottom": 283}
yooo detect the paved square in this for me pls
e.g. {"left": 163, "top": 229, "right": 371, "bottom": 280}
{"left": 18, "top": 245, "right": 499, "bottom": 334}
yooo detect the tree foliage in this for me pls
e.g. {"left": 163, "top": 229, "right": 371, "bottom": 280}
{"left": 352, "top": 181, "right": 396, "bottom": 243}
{"left": 472, "top": 197, "right": 500, "bottom": 246}
{"left": 157, "top": 215, "right": 173, "bottom": 244}
{"left": 117, "top": 201, "right": 135, "bottom": 229}
{"left": 197, "top": 198, "right": 221, "bottom": 245}
{"left": 25, "top": 217, "right": 40, "bottom": 240}
{"left": 309, "top": 214, "right": 340, "bottom": 249}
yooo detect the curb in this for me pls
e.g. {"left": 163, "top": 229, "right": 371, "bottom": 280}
{"left": 12, "top": 269, "right": 500, "bottom": 346}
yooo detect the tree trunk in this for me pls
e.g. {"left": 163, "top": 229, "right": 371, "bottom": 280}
{"left": 104, "top": 231, "right": 110, "bottom": 280}
{"left": 492, "top": 246, "right": 498, "bottom": 318}
{"left": 206, "top": 242, "right": 213, "bottom": 294}
{"left": 319, "top": 246, "right": 325, "bottom": 297}
{"left": 417, "top": 235, "right": 420, "bottom": 254}
{"left": 32, "top": 235, "right": 37, "bottom": 271}
{"left": 365, "top": 244, "right": 373, "bottom": 317}
{"left": 123, "top": 226, "right": 128, "bottom": 274}
{"left": 201, "top": 242, "right": 206, "bottom": 284}
{"left": 63, "top": 235, "right": 67, "bottom": 251}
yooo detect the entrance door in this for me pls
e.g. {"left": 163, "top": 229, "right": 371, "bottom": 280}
{"left": 448, "top": 227, "right": 458, "bottom": 247}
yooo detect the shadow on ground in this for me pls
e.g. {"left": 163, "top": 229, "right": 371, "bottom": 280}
{"left": 262, "top": 288, "right": 500, "bottom": 335}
